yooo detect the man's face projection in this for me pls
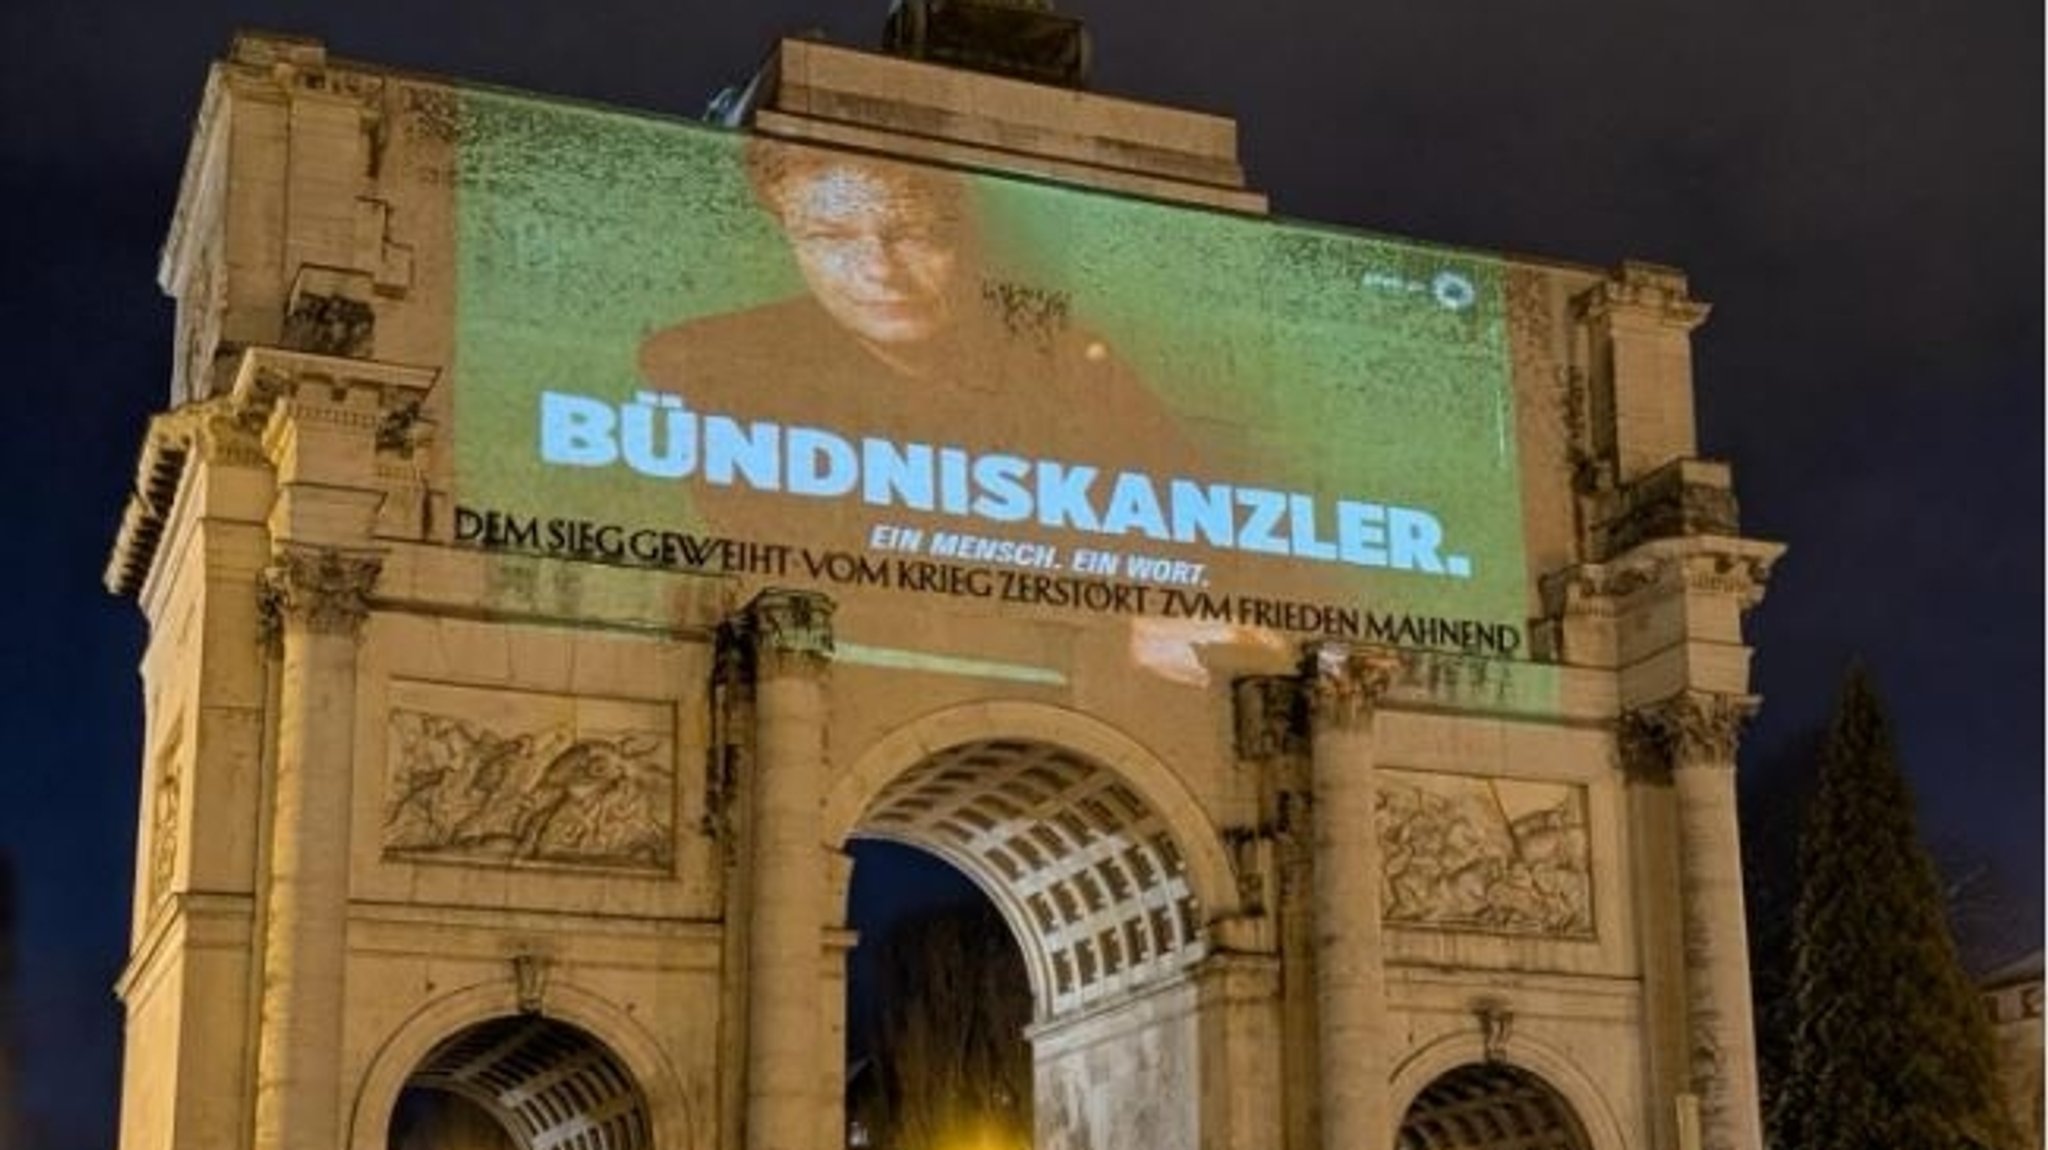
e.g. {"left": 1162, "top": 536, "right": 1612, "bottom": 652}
{"left": 770, "top": 162, "right": 964, "bottom": 348}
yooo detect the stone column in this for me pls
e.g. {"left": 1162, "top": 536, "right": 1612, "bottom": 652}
{"left": 1303, "top": 643, "right": 1401, "bottom": 1150}
{"left": 1628, "top": 691, "right": 1764, "bottom": 1150}
{"left": 1233, "top": 675, "right": 1316, "bottom": 1150}
{"left": 743, "top": 589, "right": 834, "bottom": 1150}
{"left": 251, "top": 545, "right": 379, "bottom": 1150}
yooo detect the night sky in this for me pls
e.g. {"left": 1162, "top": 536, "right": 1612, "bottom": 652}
{"left": 2, "top": 1, "right": 2037, "bottom": 1146}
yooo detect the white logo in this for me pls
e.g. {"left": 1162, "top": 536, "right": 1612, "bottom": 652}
{"left": 1431, "top": 271, "right": 1476, "bottom": 312}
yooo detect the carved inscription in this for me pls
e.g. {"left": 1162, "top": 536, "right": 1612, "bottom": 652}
{"left": 1376, "top": 771, "right": 1592, "bottom": 936}
{"left": 384, "top": 703, "right": 674, "bottom": 870}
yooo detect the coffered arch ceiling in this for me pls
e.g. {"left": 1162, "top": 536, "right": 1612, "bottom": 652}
{"left": 392, "top": 1016, "right": 652, "bottom": 1150}
{"left": 852, "top": 737, "right": 1209, "bottom": 1019}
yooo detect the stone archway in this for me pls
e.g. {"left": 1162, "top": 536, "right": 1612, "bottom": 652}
{"left": 1396, "top": 1063, "right": 1593, "bottom": 1150}
{"left": 840, "top": 715, "right": 1237, "bottom": 1150}
{"left": 386, "top": 1016, "right": 652, "bottom": 1150}
{"left": 854, "top": 737, "right": 1208, "bottom": 1016}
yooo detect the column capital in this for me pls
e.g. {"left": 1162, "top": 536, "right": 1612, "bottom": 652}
{"left": 1621, "top": 690, "right": 1757, "bottom": 771}
{"left": 1302, "top": 642, "right": 1401, "bottom": 732}
{"left": 743, "top": 588, "right": 835, "bottom": 681}
{"left": 259, "top": 546, "right": 381, "bottom": 641}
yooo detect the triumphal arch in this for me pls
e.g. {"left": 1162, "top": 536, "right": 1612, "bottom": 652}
{"left": 107, "top": 22, "right": 1782, "bottom": 1150}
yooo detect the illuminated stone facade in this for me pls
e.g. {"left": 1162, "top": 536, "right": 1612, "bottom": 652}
{"left": 107, "top": 30, "right": 1780, "bottom": 1150}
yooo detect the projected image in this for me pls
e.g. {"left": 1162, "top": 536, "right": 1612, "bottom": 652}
{"left": 733, "top": 147, "right": 966, "bottom": 355}
{"left": 451, "top": 90, "right": 1537, "bottom": 686}
{"left": 625, "top": 145, "right": 1188, "bottom": 505}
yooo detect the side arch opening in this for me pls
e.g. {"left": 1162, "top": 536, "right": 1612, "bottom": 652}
{"left": 1396, "top": 1062, "right": 1593, "bottom": 1150}
{"left": 387, "top": 1015, "right": 651, "bottom": 1150}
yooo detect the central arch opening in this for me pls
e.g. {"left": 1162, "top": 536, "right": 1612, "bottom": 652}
{"left": 844, "top": 736, "right": 1213, "bottom": 1150}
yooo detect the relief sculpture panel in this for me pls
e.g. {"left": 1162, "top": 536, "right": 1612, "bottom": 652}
{"left": 384, "top": 681, "right": 676, "bottom": 870}
{"left": 1376, "top": 770, "right": 1592, "bottom": 936}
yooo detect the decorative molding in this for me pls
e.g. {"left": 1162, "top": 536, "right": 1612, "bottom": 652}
{"left": 1622, "top": 691, "right": 1758, "bottom": 770}
{"left": 1539, "top": 538, "right": 1782, "bottom": 623}
{"left": 375, "top": 394, "right": 430, "bottom": 457}
{"left": 513, "top": 953, "right": 550, "bottom": 1015}
{"left": 282, "top": 289, "right": 375, "bottom": 358}
{"left": 744, "top": 588, "right": 835, "bottom": 680}
{"left": 1474, "top": 999, "right": 1515, "bottom": 1063}
{"left": 1615, "top": 716, "right": 1666, "bottom": 781}
{"left": 1572, "top": 260, "right": 1711, "bottom": 329}
{"left": 105, "top": 401, "right": 264, "bottom": 596}
{"left": 232, "top": 365, "right": 294, "bottom": 435}
{"left": 1679, "top": 550, "right": 1778, "bottom": 611}
{"left": 107, "top": 351, "right": 439, "bottom": 602}
{"left": 1538, "top": 555, "right": 1672, "bottom": 619}
{"left": 259, "top": 547, "right": 381, "bottom": 640}
{"left": 226, "top": 346, "right": 440, "bottom": 442}
{"left": 1232, "top": 676, "right": 1304, "bottom": 761}
{"left": 188, "top": 406, "right": 268, "bottom": 467}
{"left": 1302, "top": 642, "right": 1400, "bottom": 731}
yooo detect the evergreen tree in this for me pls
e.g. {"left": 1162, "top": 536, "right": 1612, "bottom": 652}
{"left": 1742, "top": 727, "right": 1824, "bottom": 1145}
{"left": 1778, "top": 669, "right": 2016, "bottom": 1150}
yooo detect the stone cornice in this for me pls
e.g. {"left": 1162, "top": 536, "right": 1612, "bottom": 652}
{"left": 1540, "top": 535, "right": 1785, "bottom": 621}
{"left": 228, "top": 347, "right": 440, "bottom": 479}
{"left": 228, "top": 346, "right": 438, "bottom": 435}
{"left": 104, "top": 400, "right": 269, "bottom": 597}
{"left": 218, "top": 33, "right": 386, "bottom": 119}
{"left": 1572, "top": 260, "right": 1711, "bottom": 330}
{"left": 258, "top": 545, "right": 382, "bottom": 641}
{"left": 109, "top": 349, "right": 439, "bottom": 601}
{"left": 1302, "top": 642, "right": 1401, "bottom": 732}
{"left": 1540, "top": 552, "right": 1672, "bottom": 616}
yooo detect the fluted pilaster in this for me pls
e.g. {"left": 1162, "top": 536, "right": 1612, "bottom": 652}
{"left": 251, "top": 545, "right": 379, "bottom": 1150}
{"left": 742, "top": 589, "right": 834, "bottom": 1150}
{"left": 1304, "top": 643, "right": 1401, "bottom": 1150}
{"left": 1625, "top": 691, "right": 1763, "bottom": 1150}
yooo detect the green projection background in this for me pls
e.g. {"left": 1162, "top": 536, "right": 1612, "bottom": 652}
{"left": 451, "top": 86, "right": 1532, "bottom": 656}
